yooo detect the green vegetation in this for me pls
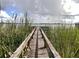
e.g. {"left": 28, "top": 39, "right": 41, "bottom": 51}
{"left": 43, "top": 26, "right": 79, "bottom": 58}
{"left": 0, "top": 23, "right": 32, "bottom": 58}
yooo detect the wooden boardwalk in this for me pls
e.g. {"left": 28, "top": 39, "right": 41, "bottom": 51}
{"left": 10, "top": 27, "right": 61, "bottom": 58}
{"left": 27, "top": 28, "right": 49, "bottom": 58}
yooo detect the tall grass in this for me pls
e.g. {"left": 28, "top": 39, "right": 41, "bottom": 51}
{"left": 0, "top": 23, "right": 32, "bottom": 58}
{"left": 43, "top": 26, "right": 79, "bottom": 58}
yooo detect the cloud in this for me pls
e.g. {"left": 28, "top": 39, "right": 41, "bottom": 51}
{"left": 73, "top": 0, "right": 79, "bottom": 3}
{"left": 0, "top": 0, "right": 64, "bottom": 15}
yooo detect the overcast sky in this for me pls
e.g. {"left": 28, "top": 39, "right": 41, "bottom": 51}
{"left": 0, "top": 0, "right": 64, "bottom": 16}
{"left": 1, "top": 0, "right": 79, "bottom": 15}
{"left": 1, "top": 0, "right": 79, "bottom": 23}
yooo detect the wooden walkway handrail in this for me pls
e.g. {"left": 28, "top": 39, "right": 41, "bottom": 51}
{"left": 10, "top": 28, "right": 36, "bottom": 58}
{"left": 40, "top": 28, "right": 61, "bottom": 58}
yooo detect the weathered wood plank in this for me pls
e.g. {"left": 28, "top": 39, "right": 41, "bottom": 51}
{"left": 27, "top": 30, "right": 38, "bottom": 58}
{"left": 37, "top": 29, "right": 49, "bottom": 58}
{"left": 10, "top": 28, "right": 36, "bottom": 58}
{"left": 40, "top": 28, "right": 61, "bottom": 58}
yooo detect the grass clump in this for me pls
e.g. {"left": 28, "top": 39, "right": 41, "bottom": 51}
{"left": 43, "top": 26, "right": 79, "bottom": 58}
{"left": 0, "top": 23, "right": 32, "bottom": 58}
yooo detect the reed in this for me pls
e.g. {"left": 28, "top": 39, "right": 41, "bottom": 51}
{"left": 0, "top": 23, "right": 32, "bottom": 58}
{"left": 43, "top": 26, "right": 79, "bottom": 58}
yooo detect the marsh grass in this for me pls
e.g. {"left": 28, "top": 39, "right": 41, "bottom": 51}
{"left": 43, "top": 26, "right": 79, "bottom": 58}
{"left": 0, "top": 23, "right": 32, "bottom": 58}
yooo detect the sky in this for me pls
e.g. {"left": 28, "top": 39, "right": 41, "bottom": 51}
{"left": 0, "top": 0, "right": 79, "bottom": 23}
{"left": 62, "top": 0, "right": 79, "bottom": 15}
{"left": 1, "top": 0, "right": 79, "bottom": 15}
{"left": 0, "top": 0, "right": 63, "bottom": 16}
{"left": 62, "top": 0, "right": 79, "bottom": 23}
